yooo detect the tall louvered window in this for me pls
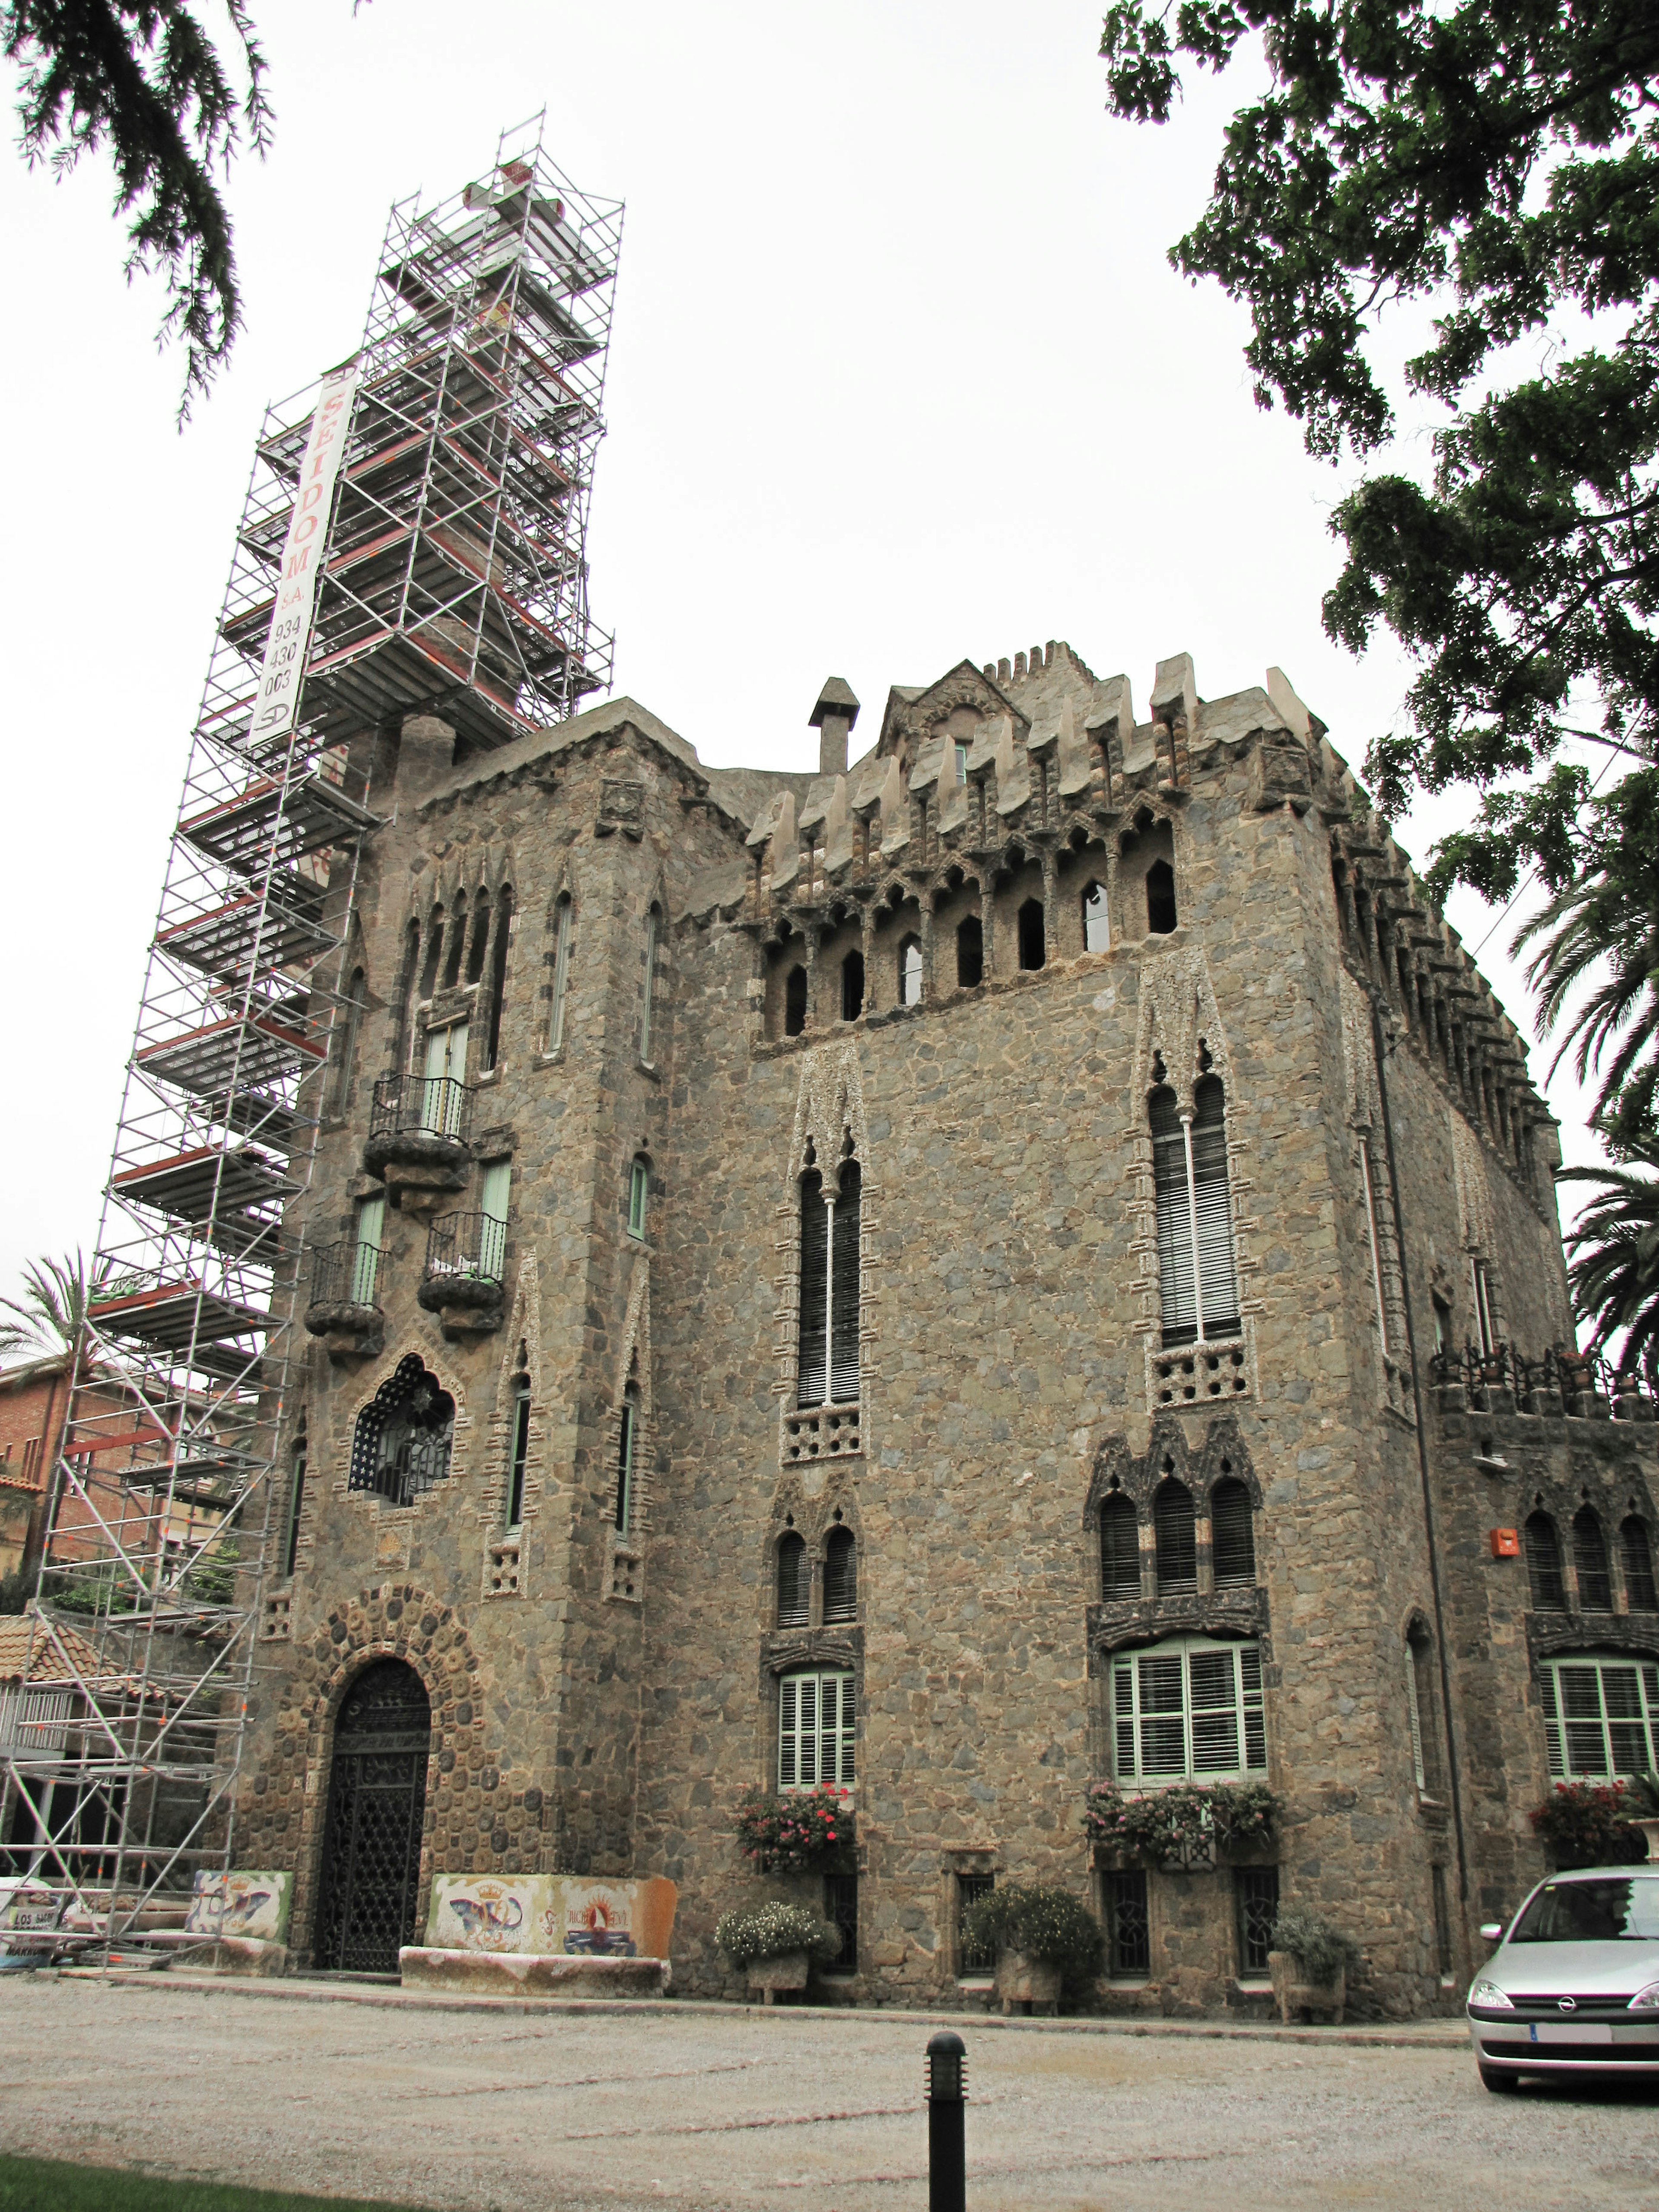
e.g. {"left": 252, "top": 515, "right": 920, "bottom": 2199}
{"left": 779, "top": 1669, "right": 855, "bottom": 1788}
{"left": 483, "top": 887, "right": 513, "bottom": 1072}
{"left": 797, "top": 1157, "right": 861, "bottom": 1408}
{"left": 1111, "top": 1637, "right": 1267, "bottom": 1783}
{"left": 1540, "top": 1653, "right": 1659, "bottom": 1779}
{"left": 1622, "top": 1517, "right": 1658, "bottom": 1611}
{"left": 776, "top": 1533, "right": 809, "bottom": 1628}
{"left": 1209, "top": 1476, "right": 1255, "bottom": 1588}
{"left": 1150, "top": 1077, "right": 1239, "bottom": 1348}
{"left": 1573, "top": 1507, "right": 1612, "bottom": 1611}
{"left": 823, "top": 1526, "right": 857, "bottom": 1621}
{"left": 506, "top": 1375, "right": 530, "bottom": 1531}
{"left": 1099, "top": 1491, "right": 1141, "bottom": 1601}
{"left": 1154, "top": 1476, "right": 1197, "bottom": 1595}
{"left": 283, "top": 1428, "right": 306, "bottom": 1579}
{"left": 615, "top": 1384, "right": 639, "bottom": 1535}
{"left": 548, "top": 894, "right": 572, "bottom": 1052}
{"left": 1526, "top": 1512, "right": 1566, "bottom": 1609}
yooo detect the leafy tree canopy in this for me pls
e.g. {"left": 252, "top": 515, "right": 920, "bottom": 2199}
{"left": 1099, "top": 0, "right": 1659, "bottom": 913}
{"left": 4, "top": 0, "right": 269, "bottom": 413}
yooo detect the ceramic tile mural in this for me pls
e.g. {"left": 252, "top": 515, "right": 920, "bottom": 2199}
{"left": 426, "top": 1874, "right": 676, "bottom": 1959}
{"left": 183, "top": 1869, "right": 293, "bottom": 1943}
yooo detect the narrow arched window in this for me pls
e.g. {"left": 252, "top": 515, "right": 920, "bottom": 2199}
{"left": 639, "top": 904, "right": 660, "bottom": 1063}
{"left": 785, "top": 963, "right": 807, "bottom": 1037}
{"left": 396, "top": 918, "right": 421, "bottom": 1071}
{"left": 1099, "top": 1491, "right": 1140, "bottom": 1601}
{"left": 797, "top": 1153, "right": 861, "bottom": 1407}
{"left": 1405, "top": 1621, "right": 1442, "bottom": 1794}
{"left": 841, "top": 949, "right": 865, "bottom": 1022}
{"left": 483, "top": 887, "right": 513, "bottom": 1072}
{"left": 1526, "top": 1512, "right": 1565, "bottom": 1610}
{"left": 283, "top": 1424, "right": 307, "bottom": 1579}
{"left": 548, "top": 894, "right": 573, "bottom": 1052}
{"left": 1621, "top": 1516, "right": 1657, "bottom": 1611}
{"left": 628, "top": 1154, "right": 649, "bottom": 1238}
{"left": 506, "top": 1371, "right": 530, "bottom": 1530}
{"left": 898, "top": 935, "right": 922, "bottom": 1007}
{"left": 823, "top": 1526, "right": 857, "bottom": 1621}
{"left": 444, "top": 892, "right": 467, "bottom": 988}
{"left": 333, "top": 966, "right": 367, "bottom": 1117}
{"left": 1154, "top": 1476, "right": 1197, "bottom": 1595}
{"left": 1016, "top": 898, "right": 1045, "bottom": 971}
{"left": 1573, "top": 1507, "right": 1611, "bottom": 1611}
{"left": 956, "top": 914, "right": 983, "bottom": 988}
{"left": 776, "top": 1532, "right": 809, "bottom": 1627}
{"left": 419, "top": 907, "right": 445, "bottom": 999}
{"left": 1082, "top": 881, "right": 1109, "bottom": 953}
{"left": 615, "top": 1382, "right": 639, "bottom": 1535}
{"left": 1210, "top": 1477, "right": 1255, "bottom": 1588}
{"left": 1150, "top": 1077, "right": 1239, "bottom": 1348}
{"left": 1146, "top": 860, "right": 1177, "bottom": 934}
{"left": 466, "top": 892, "right": 491, "bottom": 985}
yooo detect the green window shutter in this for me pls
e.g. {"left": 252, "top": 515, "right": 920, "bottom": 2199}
{"left": 1190, "top": 1077, "right": 1239, "bottom": 1336}
{"left": 1112, "top": 1658, "right": 1136, "bottom": 1780}
{"left": 1188, "top": 1646, "right": 1240, "bottom": 1774}
{"left": 832, "top": 1671, "right": 855, "bottom": 1785}
{"left": 829, "top": 1162, "right": 861, "bottom": 1402}
{"left": 1239, "top": 1643, "right": 1266, "bottom": 1772}
{"left": 1539, "top": 1665, "right": 1563, "bottom": 1778}
{"left": 779, "top": 1677, "right": 799, "bottom": 1787}
{"left": 481, "top": 1160, "right": 511, "bottom": 1224}
{"left": 352, "top": 1196, "right": 385, "bottom": 1305}
{"left": 1137, "top": 1652, "right": 1186, "bottom": 1778}
{"left": 797, "top": 1673, "right": 820, "bottom": 1786}
{"left": 628, "top": 1158, "right": 648, "bottom": 1237}
{"left": 797, "top": 1171, "right": 828, "bottom": 1406}
{"left": 1150, "top": 1088, "right": 1197, "bottom": 1346}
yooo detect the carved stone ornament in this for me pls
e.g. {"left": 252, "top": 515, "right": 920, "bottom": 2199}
{"left": 597, "top": 779, "right": 646, "bottom": 839}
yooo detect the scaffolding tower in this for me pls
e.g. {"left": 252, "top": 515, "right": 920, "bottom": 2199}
{"left": 1, "top": 117, "right": 623, "bottom": 1950}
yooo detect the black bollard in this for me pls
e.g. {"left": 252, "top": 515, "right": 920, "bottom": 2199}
{"left": 925, "top": 2029, "right": 966, "bottom": 2212}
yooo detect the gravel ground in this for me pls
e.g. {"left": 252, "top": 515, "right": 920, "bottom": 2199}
{"left": 1, "top": 1978, "right": 1655, "bottom": 2212}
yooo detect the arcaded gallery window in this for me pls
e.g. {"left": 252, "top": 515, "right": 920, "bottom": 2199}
{"left": 779, "top": 1669, "right": 855, "bottom": 1788}
{"left": 1539, "top": 1653, "right": 1659, "bottom": 1780}
{"left": 1111, "top": 1636, "right": 1267, "bottom": 1784}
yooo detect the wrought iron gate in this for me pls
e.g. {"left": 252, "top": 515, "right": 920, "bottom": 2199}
{"left": 315, "top": 1661, "right": 430, "bottom": 1972}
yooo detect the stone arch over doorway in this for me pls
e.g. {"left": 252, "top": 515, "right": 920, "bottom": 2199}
{"left": 314, "top": 1657, "right": 432, "bottom": 1972}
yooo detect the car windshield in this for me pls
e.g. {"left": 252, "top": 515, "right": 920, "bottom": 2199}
{"left": 1509, "top": 1879, "right": 1659, "bottom": 1943}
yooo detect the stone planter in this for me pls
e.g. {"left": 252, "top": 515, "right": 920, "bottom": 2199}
{"left": 303, "top": 1299, "right": 383, "bottom": 1365}
{"left": 416, "top": 1271, "right": 504, "bottom": 1338}
{"left": 1634, "top": 1818, "right": 1659, "bottom": 1864}
{"left": 1268, "top": 1951, "right": 1345, "bottom": 2024}
{"left": 747, "top": 1948, "right": 810, "bottom": 2005}
{"left": 996, "top": 1948, "right": 1062, "bottom": 2016}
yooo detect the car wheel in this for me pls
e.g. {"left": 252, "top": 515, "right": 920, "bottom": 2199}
{"left": 1478, "top": 2063, "right": 1520, "bottom": 2092}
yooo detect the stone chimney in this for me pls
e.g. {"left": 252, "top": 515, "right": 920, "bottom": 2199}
{"left": 809, "top": 677, "right": 861, "bottom": 779}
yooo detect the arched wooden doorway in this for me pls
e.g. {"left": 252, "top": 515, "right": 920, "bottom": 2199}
{"left": 314, "top": 1659, "right": 431, "bottom": 1973}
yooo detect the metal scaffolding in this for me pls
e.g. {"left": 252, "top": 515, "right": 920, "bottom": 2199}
{"left": 0, "top": 116, "right": 622, "bottom": 1952}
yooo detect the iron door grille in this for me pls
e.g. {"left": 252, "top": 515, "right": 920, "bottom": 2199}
{"left": 315, "top": 1664, "right": 431, "bottom": 1973}
{"left": 1236, "top": 1866, "right": 1280, "bottom": 1978}
{"left": 958, "top": 1873, "right": 996, "bottom": 1976}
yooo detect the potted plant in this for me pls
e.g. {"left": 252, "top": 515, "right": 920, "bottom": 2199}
{"left": 1266, "top": 1907, "right": 1360, "bottom": 2024}
{"left": 715, "top": 1901, "right": 842, "bottom": 2004}
{"left": 1083, "top": 1780, "right": 1281, "bottom": 1867}
{"left": 1529, "top": 1780, "right": 1647, "bottom": 1868}
{"left": 734, "top": 1786, "right": 854, "bottom": 1873}
{"left": 960, "top": 1883, "right": 1105, "bottom": 2017}
{"left": 1626, "top": 1773, "right": 1659, "bottom": 1863}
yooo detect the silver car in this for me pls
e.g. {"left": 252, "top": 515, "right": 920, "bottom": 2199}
{"left": 1468, "top": 1865, "right": 1659, "bottom": 2089}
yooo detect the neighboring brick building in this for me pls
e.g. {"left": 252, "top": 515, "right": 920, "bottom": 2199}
{"left": 232, "top": 641, "right": 1659, "bottom": 2015}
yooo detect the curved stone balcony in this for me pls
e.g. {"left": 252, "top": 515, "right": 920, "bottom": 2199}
{"left": 417, "top": 1211, "right": 505, "bottom": 1339}
{"left": 365, "top": 1073, "right": 474, "bottom": 1214}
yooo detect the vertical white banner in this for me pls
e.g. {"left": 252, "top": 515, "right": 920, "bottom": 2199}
{"left": 248, "top": 359, "right": 360, "bottom": 748}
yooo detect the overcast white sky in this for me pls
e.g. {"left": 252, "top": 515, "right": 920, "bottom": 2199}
{"left": 0, "top": 0, "right": 1608, "bottom": 1313}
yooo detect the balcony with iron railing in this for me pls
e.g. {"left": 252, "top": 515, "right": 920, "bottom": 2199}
{"left": 303, "top": 1238, "right": 385, "bottom": 1363}
{"left": 1431, "top": 1342, "right": 1655, "bottom": 1423}
{"left": 364, "top": 1072, "right": 475, "bottom": 1212}
{"left": 417, "top": 1210, "right": 506, "bottom": 1338}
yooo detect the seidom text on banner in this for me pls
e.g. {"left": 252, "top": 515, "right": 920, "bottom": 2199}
{"left": 248, "top": 360, "right": 360, "bottom": 747}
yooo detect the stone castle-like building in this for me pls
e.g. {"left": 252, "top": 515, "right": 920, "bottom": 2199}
{"left": 237, "top": 639, "right": 1659, "bottom": 2014}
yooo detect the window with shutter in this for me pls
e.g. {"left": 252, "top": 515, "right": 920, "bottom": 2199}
{"left": 548, "top": 896, "right": 572, "bottom": 1052}
{"left": 1209, "top": 1477, "right": 1255, "bottom": 1587}
{"left": 1099, "top": 1492, "right": 1141, "bottom": 1601}
{"left": 899, "top": 936, "right": 923, "bottom": 1006}
{"left": 776, "top": 1533, "right": 809, "bottom": 1627}
{"left": 797, "top": 1169, "right": 828, "bottom": 1407}
{"left": 1150, "top": 1089, "right": 1197, "bottom": 1344}
{"left": 830, "top": 1161, "right": 861, "bottom": 1402}
{"left": 1153, "top": 1477, "right": 1197, "bottom": 1595}
{"left": 823, "top": 1526, "right": 857, "bottom": 1621}
{"left": 1539, "top": 1653, "right": 1659, "bottom": 1779}
{"left": 1190, "top": 1078, "right": 1239, "bottom": 1336}
{"left": 1573, "top": 1508, "right": 1612, "bottom": 1610}
{"left": 351, "top": 1196, "right": 385, "bottom": 1306}
{"left": 1622, "top": 1517, "right": 1658, "bottom": 1611}
{"left": 1082, "top": 882, "right": 1109, "bottom": 953}
{"left": 779, "top": 1668, "right": 855, "bottom": 1789}
{"left": 1111, "top": 1637, "right": 1268, "bottom": 1784}
{"left": 479, "top": 1160, "right": 511, "bottom": 1279}
{"left": 1526, "top": 1513, "right": 1566, "bottom": 1609}
{"left": 628, "top": 1155, "right": 649, "bottom": 1238}
{"left": 1151, "top": 1081, "right": 1239, "bottom": 1348}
